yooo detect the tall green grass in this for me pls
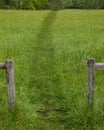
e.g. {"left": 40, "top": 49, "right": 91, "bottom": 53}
{"left": 0, "top": 10, "right": 104, "bottom": 130}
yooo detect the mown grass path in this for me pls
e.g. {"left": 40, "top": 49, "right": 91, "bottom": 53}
{"left": 29, "top": 11, "right": 60, "bottom": 119}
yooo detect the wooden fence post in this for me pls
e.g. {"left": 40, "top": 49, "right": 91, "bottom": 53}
{"left": 87, "top": 58, "right": 95, "bottom": 106}
{"left": 5, "top": 60, "right": 16, "bottom": 111}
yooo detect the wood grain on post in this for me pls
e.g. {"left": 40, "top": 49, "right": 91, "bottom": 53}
{"left": 87, "top": 58, "right": 95, "bottom": 106}
{"left": 5, "top": 60, "right": 16, "bottom": 111}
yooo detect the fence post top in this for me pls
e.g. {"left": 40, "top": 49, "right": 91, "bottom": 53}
{"left": 5, "top": 60, "right": 14, "bottom": 66}
{"left": 87, "top": 58, "right": 95, "bottom": 64}
{"left": 5, "top": 60, "right": 14, "bottom": 62}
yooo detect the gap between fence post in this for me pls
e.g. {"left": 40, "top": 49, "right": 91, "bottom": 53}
{"left": 87, "top": 58, "right": 95, "bottom": 106}
{"left": 5, "top": 60, "right": 16, "bottom": 112}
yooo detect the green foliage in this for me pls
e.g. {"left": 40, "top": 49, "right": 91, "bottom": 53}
{"left": 33, "top": 0, "right": 48, "bottom": 10}
{"left": 0, "top": 0, "right": 5, "bottom": 8}
{"left": 1, "top": 10, "right": 104, "bottom": 129}
{"left": 22, "top": 0, "right": 35, "bottom": 10}
{"left": 48, "top": 0, "right": 65, "bottom": 10}
{"left": 65, "top": 0, "right": 73, "bottom": 8}
{"left": 0, "top": 0, "right": 104, "bottom": 10}
{"left": 84, "top": 0, "right": 101, "bottom": 9}
{"left": 100, "top": 0, "right": 104, "bottom": 9}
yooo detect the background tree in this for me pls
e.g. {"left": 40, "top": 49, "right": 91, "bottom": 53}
{"left": 0, "top": 0, "right": 104, "bottom": 9}
{"left": 22, "top": 0, "right": 35, "bottom": 10}
{"left": 100, "top": 0, "right": 104, "bottom": 9}
{"left": 48, "top": 0, "right": 65, "bottom": 10}
{"left": 0, "top": 0, "right": 4, "bottom": 8}
{"left": 72, "top": 0, "right": 79, "bottom": 8}
{"left": 64, "top": 0, "right": 73, "bottom": 9}
{"left": 33, "top": 0, "right": 48, "bottom": 10}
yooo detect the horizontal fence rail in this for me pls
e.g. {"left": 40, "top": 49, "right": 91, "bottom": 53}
{"left": 0, "top": 60, "right": 16, "bottom": 112}
{"left": 95, "top": 63, "right": 104, "bottom": 70}
{"left": 0, "top": 63, "right": 6, "bottom": 69}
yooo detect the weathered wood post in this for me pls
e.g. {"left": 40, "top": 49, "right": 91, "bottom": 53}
{"left": 87, "top": 58, "right": 95, "bottom": 106}
{"left": 5, "top": 60, "right": 16, "bottom": 111}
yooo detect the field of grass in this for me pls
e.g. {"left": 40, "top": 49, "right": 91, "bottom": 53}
{"left": 0, "top": 9, "right": 104, "bottom": 130}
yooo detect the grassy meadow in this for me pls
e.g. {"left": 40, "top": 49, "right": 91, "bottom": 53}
{"left": 0, "top": 10, "right": 104, "bottom": 130}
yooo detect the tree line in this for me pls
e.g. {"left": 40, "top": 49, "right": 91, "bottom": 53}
{"left": 0, "top": 0, "right": 104, "bottom": 10}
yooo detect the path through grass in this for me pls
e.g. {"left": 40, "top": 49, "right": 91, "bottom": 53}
{"left": 29, "top": 10, "right": 66, "bottom": 119}
{"left": 29, "top": 10, "right": 57, "bottom": 114}
{"left": 28, "top": 10, "right": 69, "bottom": 129}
